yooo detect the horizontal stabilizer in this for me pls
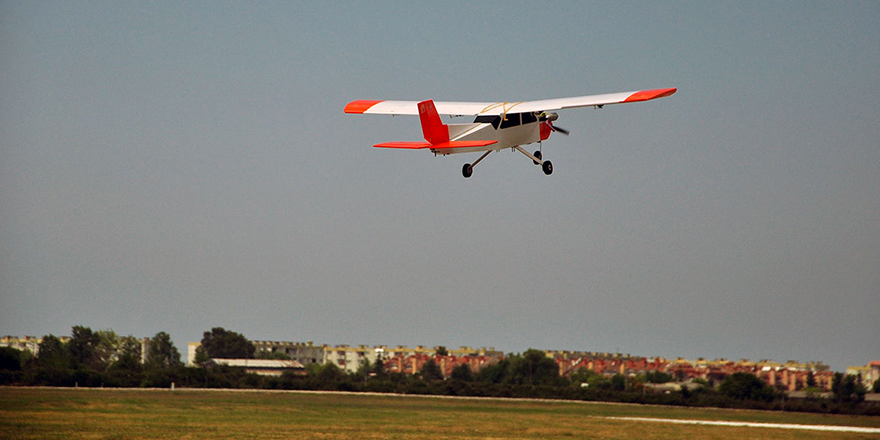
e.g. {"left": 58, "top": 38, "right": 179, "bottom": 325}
{"left": 431, "top": 140, "right": 498, "bottom": 150}
{"left": 374, "top": 142, "right": 432, "bottom": 149}
{"left": 374, "top": 140, "right": 497, "bottom": 150}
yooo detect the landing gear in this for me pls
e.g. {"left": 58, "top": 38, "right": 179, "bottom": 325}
{"left": 514, "top": 146, "right": 554, "bottom": 176}
{"left": 460, "top": 150, "right": 492, "bottom": 178}
{"left": 534, "top": 147, "right": 552, "bottom": 174}
{"left": 460, "top": 147, "right": 554, "bottom": 178}
{"left": 462, "top": 163, "right": 473, "bottom": 178}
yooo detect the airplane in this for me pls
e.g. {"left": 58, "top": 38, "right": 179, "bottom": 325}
{"left": 344, "top": 87, "right": 676, "bottom": 178}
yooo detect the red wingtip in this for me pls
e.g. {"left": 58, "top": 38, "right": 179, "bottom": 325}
{"left": 344, "top": 100, "right": 384, "bottom": 114}
{"left": 623, "top": 88, "right": 677, "bottom": 103}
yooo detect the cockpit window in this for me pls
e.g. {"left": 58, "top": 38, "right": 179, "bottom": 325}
{"left": 499, "top": 113, "right": 520, "bottom": 129}
{"left": 474, "top": 115, "right": 501, "bottom": 129}
{"left": 475, "top": 113, "right": 535, "bottom": 129}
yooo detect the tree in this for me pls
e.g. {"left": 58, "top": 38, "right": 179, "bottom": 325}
{"left": 146, "top": 332, "right": 181, "bottom": 370}
{"left": 36, "top": 334, "right": 69, "bottom": 369}
{"left": 114, "top": 336, "right": 143, "bottom": 371}
{"left": 806, "top": 371, "right": 817, "bottom": 388}
{"left": 102, "top": 335, "right": 144, "bottom": 387}
{"left": 435, "top": 346, "right": 449, "bottom": 356}
{"left": 30, "top": 334, "right": 74, "bottom": 386}
{"left": 94, "top": 329, "right": 122, "bottom": 370}
{"left": 610, "top": 374, "right": 626, "bottom": 391}
{"left": 199, "top": 327, "right": 255, "bottom": 359}
{"left": 68, "top": 326, "right": 101, "bottom": 370}
{"left": 477, "top": 359, "right": 510, "bottom": 384}
{"left": 509, "top": 350, "right": 560, "bottom": 386}
{"left": 570, "top": 367, "right": 607, "bottom": 388}
{"left": 316, "top": 363, "right": 346, "bottom": 383}
{"left": 719, "top": 372, "right": 777, "bottom": 402}
{"left": 371, "top": 352, "right": 386, "bottom": 377}
{"left": 193, "top": 346, "right": 211, "bottom": 366}
{"left": 451, "top": 363, "right": 473, "bottom": 382}
{"left": 255, "top": 350, "right": 291, "bottom": 360}
{"left": 420, "top": 359, "right": 444, "bottom": 381}
{"left": 831, "top": 373, "right": 866, "bottom": 403}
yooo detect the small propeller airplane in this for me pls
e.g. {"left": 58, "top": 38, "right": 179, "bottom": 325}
{"left": 344, "top": 87, "right": 676, "bottom": 178}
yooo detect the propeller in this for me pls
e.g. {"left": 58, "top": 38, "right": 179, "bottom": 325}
{"left": 539, "top": 112, "right": 570, "bottom": 135}
{"left": 550, "top": 122, "right": 570, "bottom": 135}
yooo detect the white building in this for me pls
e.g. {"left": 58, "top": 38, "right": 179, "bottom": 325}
{"left": 206, "top": 358, "right": 305, "bottom": 376}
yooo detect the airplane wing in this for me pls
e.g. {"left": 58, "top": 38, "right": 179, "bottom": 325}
{"left": 344, "top": 88, "right": 676, "bottom": 116}
{"left": 344, "top": 100, "right": 494, "bottom": 116}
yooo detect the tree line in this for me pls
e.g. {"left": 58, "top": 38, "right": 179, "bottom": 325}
{"left": 1, "top": 326, "right": 876, "bottom": 416}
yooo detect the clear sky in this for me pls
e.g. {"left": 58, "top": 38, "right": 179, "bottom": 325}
{"left": 1, "top": 1, "right": 877, "bottom": 371}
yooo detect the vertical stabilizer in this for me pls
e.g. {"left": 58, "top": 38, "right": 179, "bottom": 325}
{"left": 418, "top": 100, "right": 449, "bottom": 145}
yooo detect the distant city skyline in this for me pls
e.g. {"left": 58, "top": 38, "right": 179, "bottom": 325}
{"left": 1, "top": 332, "right": 857, "bottom": 374}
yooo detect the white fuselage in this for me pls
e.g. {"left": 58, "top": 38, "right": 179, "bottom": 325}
{"left": 432, "top": 113, "right": 545, "bottom": 156}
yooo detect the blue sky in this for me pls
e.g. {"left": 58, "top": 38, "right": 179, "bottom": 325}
{"left": 1, "top": 1, "right": 877, "bottom": 371}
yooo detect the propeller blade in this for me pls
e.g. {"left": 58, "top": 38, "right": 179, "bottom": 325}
{"left": 553, "top": 125, "right": 570, "bottom": 135}
{"left": 542, "top": 117, "right": 570, "bottom": 135}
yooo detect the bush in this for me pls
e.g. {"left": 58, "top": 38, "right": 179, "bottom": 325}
{"left": 0, "top": 347, "right": 23, "bottom": 371}
{"left": 646, "top": 371, "right": 674, "bottom": 383}
{"left": 0, "top": 370, "right": 21, "bottom": 385}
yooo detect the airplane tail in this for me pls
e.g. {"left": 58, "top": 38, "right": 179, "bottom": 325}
{"left": 373, "top": 100, "right": 497, "bottom": 150}
{"left": 418, "top": 100, "right": 449, "bottom": 145}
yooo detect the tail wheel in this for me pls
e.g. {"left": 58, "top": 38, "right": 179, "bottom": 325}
{"left": 532, "top": 150, "right": 542, "bottom": 165}
{"left": 462, "top": 163, "right": 474, "bottom": 178}
{"left": 542, "top": 160, "right": 553, "bottom": 175}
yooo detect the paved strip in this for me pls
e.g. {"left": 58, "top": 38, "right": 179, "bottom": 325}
{"left": 606, "top": 417, "right": 880, "bottom": 434}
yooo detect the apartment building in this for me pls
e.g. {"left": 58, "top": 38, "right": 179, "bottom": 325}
{"left": 846, "top": 361, "right": 880, "bottom": 390}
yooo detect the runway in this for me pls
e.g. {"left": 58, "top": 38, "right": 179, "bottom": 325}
{"left": 606, "top": 416, "right": 880, "bottom": 434}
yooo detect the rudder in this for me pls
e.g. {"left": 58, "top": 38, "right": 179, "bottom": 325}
{"left": 418, "top": 100, "right": 449, "bottom": 145}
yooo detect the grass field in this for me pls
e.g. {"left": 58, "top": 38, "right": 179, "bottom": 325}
{"left": 2, "top": 387, "right": 879, "bottom": 439}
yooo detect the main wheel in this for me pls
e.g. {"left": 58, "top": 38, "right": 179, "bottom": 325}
{"left": 542, "top": 160, "right": 553, "bottom": 175}
{"left": 462, "top": 163, "right": 473, "bottom": 178}
{"left": 532, "top": 150, "right": 542, "bottom": 165}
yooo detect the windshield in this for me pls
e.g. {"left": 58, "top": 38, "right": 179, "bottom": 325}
{"left": 474, "top": 115, "right": 501, "bottom": 129}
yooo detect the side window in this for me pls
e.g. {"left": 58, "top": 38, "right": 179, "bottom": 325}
{"left": 521, "top": 112, "right": 537, "bottom": 124}
{"left": 474, "top": 115, "right": 501, "bottom": 129}
{"left": 499, "top": 113, "right": 520, "bottom": 129}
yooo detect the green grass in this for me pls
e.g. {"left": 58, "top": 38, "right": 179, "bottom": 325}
{"left": 1, "top": 387, "right": 878, "bottom": 439}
